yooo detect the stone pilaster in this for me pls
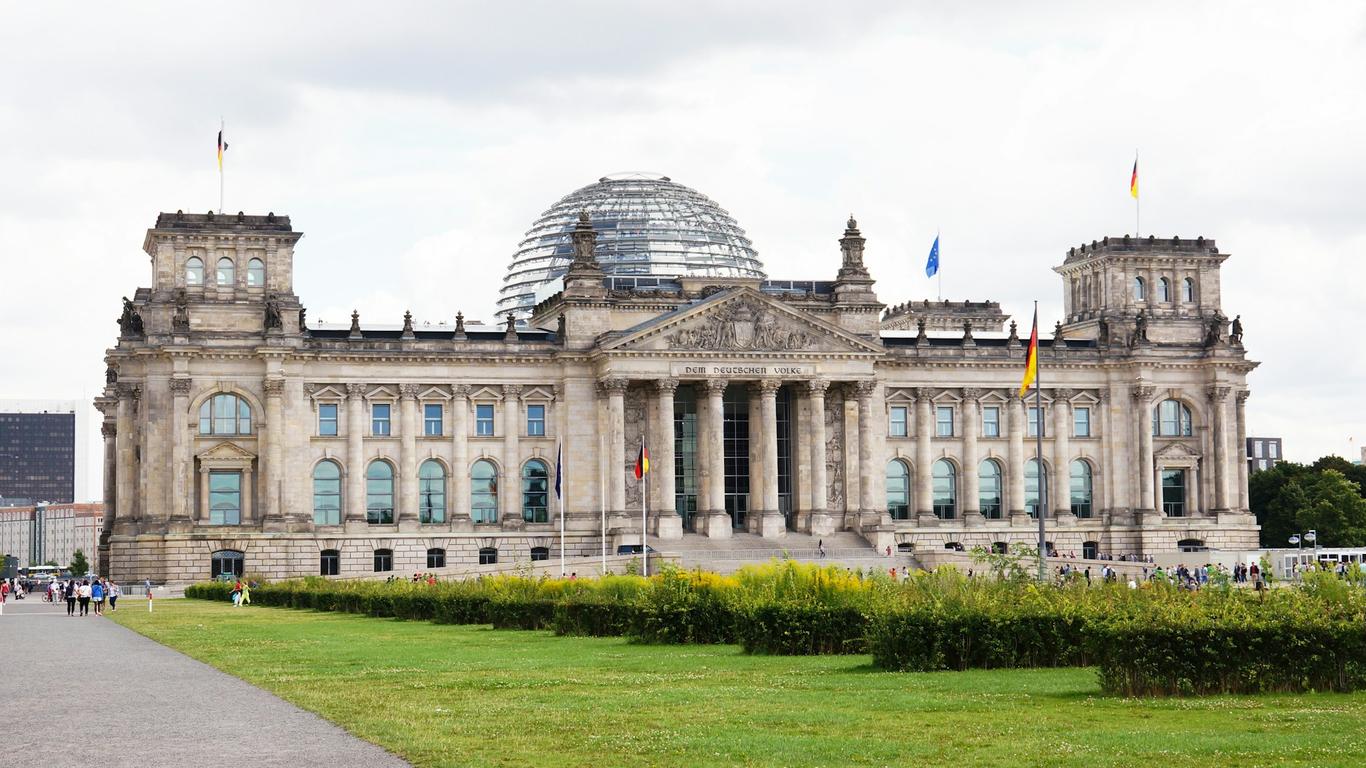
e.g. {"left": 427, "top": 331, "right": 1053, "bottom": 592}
{"left": 913, "top": 387, "right": 934, "bottom": 523}
{"left": 700, "top": 379, "right": 730, "bottom": 538}
{"left": 757, "top": 379, "right": 784, "bottom": 538}
{"left": 261, "top": 377, "right": 287, "bottom": 532}
{"left": 653, "top": 378, "right": 681, "bottom": 539}
{"left": 500, "top": 384, "right": 523, "bottom": 527}
{"left": 806, "top": 380, "right": 833, "bottom": 535}
{"left": 450, "top": 384, "right": 470, "bottom": 527}
{"left": 1052, "top": 388, "right": 1074, "bottom": 522}
{"left": 398, "top": 383, "right": 421, "bottom": 531}
{"left": 1133, "top": 385, "right": 1156, "bottom": 516}
{"left": 344, "top": 382, "right": 368, "bottom": 531}
{"left": 1236, "top": 390, "right": 1250, "bottom": 512}
{"left": 1208, "top": 384, "right": 1231, "bottom": 513}
{"left": 1007, "top": 391, "right": 1026, "bottom": 522}
{"left": 167, "top": 377, "right": 193, "bottom": 533}
{"left": 599, "top": 378, "right": 628, "bottom": 519}
{"left": 961, "top": 388, "right": 984, "bottom": 525}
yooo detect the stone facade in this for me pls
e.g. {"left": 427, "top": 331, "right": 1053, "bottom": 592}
{"left": 98, "top": 212, "right": 1259, "bottom": 582}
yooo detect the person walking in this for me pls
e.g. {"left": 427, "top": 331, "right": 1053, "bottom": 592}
{"left": 239, "top": 581, "right": 251, "bottom": 607}
{"left": 65, "top": 580, "right": 77, "bottom": 616}
{"left": 91, "top": 579, "right": 105, "bottom": 615}
{"left": 77, "top": 580, "right": 92, "bottom": 616}
{"left": 108, "top": 581, "right": 121, "bottom": 611}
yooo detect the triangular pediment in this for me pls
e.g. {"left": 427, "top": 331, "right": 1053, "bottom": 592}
{"left": 602, "top": 288, "right": 884, "bottom": 355}
{"left": 1155, "top": 441, "right": 1201, "bottom": 459}
{"left": 196, "top": 441, "right": 257, "bottom": 462}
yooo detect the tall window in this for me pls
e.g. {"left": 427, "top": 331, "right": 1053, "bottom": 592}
{"left": 423, "top": 404, "right": 443, "bottom": 436}
{"left": 526, "top": 404, "right": 546, "bottom": 436}
{"left": 246, "top": 258, "right": 265, "bottom": 287}
{"left": 1133, "top": 276, "right": 1146, "bottom": 301}
{"left": 889, "top": 406, "right": 908, "bottom": 437}
{"left": 1073, "top": 407, "right": 1091, "bottom": 437}
{"left": 982, "top": 406, "right": 1000, "bottom": 438}
{"left": 208, "top": 471, "right": 242, "bottom": 525}
{"left": 935, "top": 406, "right": 954, "bottom": 437}
{"left": 471, "top": 459, "right": 498, "bottom": 523}
{"left": 1162, "top": 469, "right": 1186, "bottom": 516}
{"left": 215, "top": 256, "right": 235, "bottom": 286}
{"left": 979, "top": 459, "right": 1003, "bottom": 519}
{"left": 1025, "top": 458, "right": 1047, "bottom": 518}
{"left": 210, "top": 550, "right": 244, "bottom": 578}
{"left": 419, "top": 460, "right": 446, "bottom": 523}
{"left": 371, "top": 403, "right": 391, "bottom": 436}
{"left": 1027, "top": 406, "right": 1046, "bottom": 438}
{"left": 932, "top": 460, "right": 956, "bottom": 519}
{"left": 674, "top": 386, "right": 698, "bottom": 525}
{"left": 522, "top": 459, "right": 549, "bottom": 523}
{"left": 319, "top": 549, "right": 340, "bottom": 576}
{"left": 318, "top": 403, "right": 338, "bottom": 436}
{"left": 476, "top": 404, "right": 495, "bottom": 436}
{"left": 373, "top": 548, "right": 393, "bottom": 572}
{"left": 199, "top": 393, "right": 252, "bottom": 435}
{"left": 478, "top": 547, "right": 498, "bottom": 565}
{"left": 426, "top": 548, "right": 446, "bottom": 569}
{"left": 1157, "top": 277, "right": 1171, "bottom": 302}
{"left": 185, "top": 256, "right": 204, "bottom": 286}
{"left": 1153, "top": 400, "right": 1193, "bottom": 437}
{"left": 313, "top": 460, "right": 342, "bottom": 525}
{"left": 530, "top": 546, "right": 549, "bottom": 562}
{"left": 366, "top": 460, "right": 394, "bottom": 524}
{"left": 1182, "top": 277, "right": 1195, "bottom": 302}
{"left": 1070, "top": 460, "right": 1093, "bottom": 518}
{"left": 886, "top": 459, "right": 910, "bottom": 520}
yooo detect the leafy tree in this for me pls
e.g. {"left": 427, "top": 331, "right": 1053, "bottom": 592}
{"left": 69, "top": 549, "right": 90, "bottom": 576}
{"left": 1292, "top": 470, "right": 1366, "bottom": 547}
{"left": 44, "top": 559, "right": 58, "bottom": 567}
{"left": 1251, "top": 461, "right": 1305, "bottom": 546}
{"left": 1311, "top": 455, "right": 1366, "bottom": 496}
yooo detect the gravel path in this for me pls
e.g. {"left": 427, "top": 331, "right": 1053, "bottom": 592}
{"left": 0, "top": 597, "right": 409, "bottom": 767}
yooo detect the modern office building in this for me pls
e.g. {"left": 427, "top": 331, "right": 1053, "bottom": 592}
{"left": 98, "top": 177, "right": 1261, "bottom": 582}
{"left": 0, "top": 400, "right": 89, "bottom": 504}
{"left": 0, "top": 502, "right": 102, "bottom": 569}
{"left": 1246, "top": 437, "right": 1283, "bottom": 473}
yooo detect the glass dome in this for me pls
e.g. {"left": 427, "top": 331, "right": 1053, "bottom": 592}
{"left": 497, "top": 173, "right": 765, "bottom": 318}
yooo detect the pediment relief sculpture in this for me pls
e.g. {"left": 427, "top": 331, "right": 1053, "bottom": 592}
{"left": 665, "top": 297, "right": 817, "bottom": 352}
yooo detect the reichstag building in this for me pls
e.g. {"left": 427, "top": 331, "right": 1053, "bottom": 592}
{"left": 98, "top": 174, "right": 1260, "bottom": 581}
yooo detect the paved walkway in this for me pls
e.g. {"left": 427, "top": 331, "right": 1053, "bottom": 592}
{"left": 0, "top": 597, "right": 408, "bottom": 767}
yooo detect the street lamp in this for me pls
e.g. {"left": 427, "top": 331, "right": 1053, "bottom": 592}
{"left": 1306, "top": 530, "right": 1318, "bottom": 567}
{"left": 1289, "top": 534, "right": 1302, "bottom": 581}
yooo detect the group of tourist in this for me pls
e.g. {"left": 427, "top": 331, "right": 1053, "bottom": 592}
{"left": 42, "top": 578, "right": 123, "bottom": 616}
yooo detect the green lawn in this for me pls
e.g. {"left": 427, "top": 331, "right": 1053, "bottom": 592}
{"left": 112, "top": 600, "right": 1366, "bottom": 768}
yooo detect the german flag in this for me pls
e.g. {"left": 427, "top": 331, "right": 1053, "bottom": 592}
{"left": 1019, "top": 306, "right": 1038, "bottom": 397}
{"left": 634, "top": 437, "right": 650, "bottom": 480}
{"left": 217, "top": 128, "right": 228, "bottom": 171}
{"left": 1129, "top": 157, "right": 1139, "bottom": 199}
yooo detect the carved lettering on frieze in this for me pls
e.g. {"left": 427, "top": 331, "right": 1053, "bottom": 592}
{"left": 666, "top": 297, "right": 815, "bottom": 351}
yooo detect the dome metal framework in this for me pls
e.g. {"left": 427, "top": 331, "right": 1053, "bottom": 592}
{"left": 497, "top": 173, "right": 766, "bottom": 319}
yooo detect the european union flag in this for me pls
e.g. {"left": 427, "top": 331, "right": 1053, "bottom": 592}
{"left": 925, "top": 235, "right": 940, "bottom": 278}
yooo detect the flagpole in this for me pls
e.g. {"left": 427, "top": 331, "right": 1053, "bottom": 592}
{"left": 641, "top": 434, "right": 649, "bottom": 578}
{"left": 1134, "top": 150, "right": 1140, "bottom": 237}
{"left": 218, "top": 118, "right": 225, "bottom": 215}
{"left": 558, "top": 441, "right": 565, "bottom": 578}
{"left": 600, "top": 430, "right": 607, "bottom": 575}
{"left": 937, "top": 228, "right": 942, "bottom": 301}
{"left": 1034, "top": 300, "right": 1048, "bottom": 582}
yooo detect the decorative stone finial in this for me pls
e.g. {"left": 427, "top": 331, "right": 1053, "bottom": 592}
{"left": 1007, "top": 320, "right": 1019, "bottom": 345}
{"left": 837, "top": 215, "right": 869, "bottom": 280}
{"left": 348, "top": 309, "right": 361, "bottom": 339}
{"left": 504, "top": 314, "right": 518, "bottom": 341}
{"left": 401, "top": 310, "right": 415, "bottom": 340}
{"left": 915, "top": 317, "right": 928, "bottom": 345}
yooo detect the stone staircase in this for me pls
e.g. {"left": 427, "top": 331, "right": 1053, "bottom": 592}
{"left": 654, "top": 530, "right": 919, "bottom": 574}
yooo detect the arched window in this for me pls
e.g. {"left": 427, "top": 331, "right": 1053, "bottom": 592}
{"left": 1157, "top": 277, "right": 1170, "bottom": 302}
{"left": 478, "top": 547, "right": 498, "bottom": 565}
{"left": 210, "top": 549, "right": 243, "bottom": 578}
{"left": 522, "top": 459, "right": 549, "bottom": 523}
{"left": 246, "top": 258, "right": 265, "bottom": 287}
{"left": 313, "top": 460, "right": 342, "bottom": 525}
{"left": 216, "top": 256, "right": 235, "bottom": 286}
{"left": 978, "top": 459, "right": 1003, "bottom": 519}
{"left": 1177, "top": 538, "right": 1207, "bottom": 552}
{"left": 1182, "top": 277, "right": 1195, "bottom": 303}
{"left": 530, "top": 546, "right": 550, "bottom": 562}
{"left": 932, "top": 460, "right": 956, "bottom": 519}
{"left": 373, "top": 548, "right": 393, "bottom": 572}
{"left": 198, "top": 393, "right": 252, "bottom": 435}
{"left": 185, "top": 256, "right": 204, "bottom": 286}
{"left": 471, "top": 459, "right": 498, "bottom": 524}
{"left": 426, "top": 548, "right": 446, "bottom": 569}
{"left": 419, "top": 460, "right": 446, "bottom": 524}
{"left": 1025, "top": 458, "right": 1048, "bottom": 518}
{"left": 1133, "top": 276, "right": 1146, "bottom": 301}
{"left": 1153, "top": 399, "right": 1193, "bottom": 437}
{"left": 365, "top": 460, "right": 394, "bottom": 525}
{"left": 885, "top": 459, "right": 910, "bottom": 520}
{"left": 1070, "top": 460, "right": 1093, "bottom": 518}
{"left": 320, "top": 549, "right": 340, "bottom": 576}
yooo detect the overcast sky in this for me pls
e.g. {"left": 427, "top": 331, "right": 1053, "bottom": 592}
{"left": 2, "top": 1, "right": 1363, "bottom": 501}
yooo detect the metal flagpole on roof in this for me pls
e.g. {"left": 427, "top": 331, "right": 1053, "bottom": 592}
{"left": 558, "top": 440, "right": 565, "bottom": 578}
{"left": 1035, "top": 301, "right": 1048, "bottom": 583}
{"left": 600, "top": 430, "right": 607, "bottom": 575}
{"left": 641, "top": 433, "right": 649, "bottom": 578}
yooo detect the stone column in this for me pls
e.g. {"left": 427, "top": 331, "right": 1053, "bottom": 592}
{"left": 1098, "top": 391, "right": 1114, "bottom": 516}
{"left": 746, "top": 383, "right": 764, "bottom": 531}
{"left": 198, "top": 465, "right": 210, "bottom": 525}
{"left": 241, "top": 466, "right": 254, "bottom": 525}
{"left": 757, "top": 379, "right": 783, "bottom": 537}
{"left": 398, "top": 384, "right": 421, "bottom": 530}
{"left": 700, "top": 379, "right": 730, "bottom": 537}
{"left": 99, "top": 420, "right": 116, "bottom": 546}
{"left": 344, "top": 382, "right": 367, "bottom": 531}
{"left": 961, "top": 389, "right": 983, "bottom": 523}
{"left": 1007, "top": 392, "right": 1026, "bottom": 521}
{"left": 167, "top": 377, "right": 193, "bottom": 533}
{"left": 913, "top": 387, "right": 934, "bottom": 521}
{"left": 1052, "top": 389, "right": 1073, "bottom": 520}
{"left": 806, "top": 380, "right": 832, "bottom": 534}
{"left": 450, "top": 385, "right": 470, "bottom": 526}
{"left": 1208, "top": 385, "right": 1231, "bottom": 513}
{"left": 261, "top": 377, "right": 286, "bottom": 532}
{"left": 653, "top": 379, "right": 681, "bottom": 539}
{"left": 599, "top": 378, "right": 628, "bottom": 519}
{"left": 1236, "top": 390, "right": 1250, "bottom": 511}
{"left": 114, "top": 385, "right": 139, "bottom": 535}
{"left": 1134, "top": 385, "right": 1155, "bottom": 513}
{"left": 500, "top": 385, "right": 523, "bottom": 526}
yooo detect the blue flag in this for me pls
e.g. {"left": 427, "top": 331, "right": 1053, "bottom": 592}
{"left": 925, "top": 235, "right": 940, "bottom": 278}
{"left": 554, "top": 441, "right": 562, "bottom": 500}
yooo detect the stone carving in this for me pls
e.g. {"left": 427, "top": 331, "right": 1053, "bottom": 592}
{"left": 264, "top": 378, "right": 286, "bottom": 396}
{"left": 172, "top": 289, "right": 191, "bottom": 333}
{"left": 1236, "top": 389, "right": 1250, "bottom": 404}
{"left": 701, "top": 379, "right": 729, "bottom": 397}
{"left": 345, "top": 382, "right": 367, "bottom": 398}
{"left": 1096, "top": 316, "right": 1110, "bottom": 346}
{"left": 401, "top": 310, "right": 415, "bottom": 339}
{"left": 962, "top": 320, "right": 974, "bottom": 342}
{"left": 264, "top": 294, "right": 283, "bottom": 330}
{"left": 961, "top": 387, "right": 983, "bottom": 402}
{"left": 117, "top": 297, "right": 144, "bottom": 337}
{"left": 1203, "top": 313, "right": 1226, "bottom": 347}
{"left": 1007, "top": 320, "right": 1019, "bottom": 345}
{"left": 1230, "top": 314, "right": 1243, "bottom": 344}
{"left": 825, "top": 390, "right": 844, "bottom": 509}
{"left": 807, "top": 379, "right": 830, "bottom": 396}
{"left": 623, "top": 383, "right": 648, "bottom": 509}
{"left": 556, "top": 313, "right": 566, "bottom": 341}
{"left": 1206, "top": 385, "right": 1231, "bottom": 402}
{"left": 169, "top": 378, "right": 192, "bottom": 395}
{"left": 1053, "top": 388, "right": 1075, "bottom": 401}
{"left": 597, "top": 378, "right": 629, "bottom": 396}
{"left": 1133, "top": 311, "right": 1148, "bottom": 345}
{"left": 851, "top": 380, "right": 877, "bottom": 399}
{"left": 117, "top": 382, "right": 142, "bottom": 402}
{"left": 101, "top": 422, "right": 116, "bottom": 439}
{"left": 501, "top": 384, "right": 522, "bottom": 400}
{"left": 348, "top": 310, "right": 361, "bottom": 339}
{"left": 454, "top": 312, "right": 466, "bottom": 340}
{"left": 915, "top": 318, "right": 928, "bottom": 344}
{"left": 105, "top": 365, "right": 118, "bottom": 386}
{"left": 1132, "top": 384, "right": 1155, "bottom": 402}
{"left": 451, "top": 383, "right": 471, "bottom": 399}
{"left": 399, "top": 383, "right": 421, "bottom": 399}
{"left": 298, "top": 305, "right": 308, "bottom": 331}
{"left": 665, "top": 297, "right": 814, "bottom": 351}
{"left": 504, "top": 314, "right": 518, "bottom": 341}
{"left": 654, "top": 377, "right": 679, "bottom": 394}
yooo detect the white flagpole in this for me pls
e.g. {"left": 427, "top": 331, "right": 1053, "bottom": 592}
{"left": 218, "top": 117, "right": 225, "bottom": 215}
{"left": 558, "top": 441, "right": 565, "bottom": 578}
{"left": 937, "top": 228, "right": 942, "bottom": 302}
{"left": 641, "top": 434, "right": 649, "bottom": 578}
{"left": 600, "top": 430, "right": 607, "bottom": 575}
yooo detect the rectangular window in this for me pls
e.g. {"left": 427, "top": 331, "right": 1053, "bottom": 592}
{"left": 936, "top": 406, "right": 954, "bottom": 437}
{"left": 373, "top": 550, "right": 393, "bottom": 572}
{"left": 208, "top": 471, "right": 242, "bottom": 525}
{"left": 476, "top": 404, "right": 495, "bottom": 436}
{"left": 889, "top": 406, "right": 908, "bottom": 437}
{"left": 1073, "top": 407, "right": 1091, "bottom": 437}
{"left": 1253, "top": 441, "right": 1263, "bottom": 458}
{"left": 526, "top": 404, "right": 546, "bottom": 436}
{"left": 982, "top": 407, "right": 1000, "bottom": 438}
{"left": 1028, "top": 407, "right": 1046, "bottom": 438}
{"left": 318, "top": 403, "right": 338, "bottom": 436}
{"left": 1269, "top": 442, "right": 1279, "bottom": 459}
{"left": 319, "top": 551, "right": 339, "bottom": 576}
{"left": 1161, "top": 469, "right": 1186, "bottom": 517}
{"left": 371, "top": 403, "right": 391, "bottom": 436}
{"left": 423, "top": 403, "right": 443, "bottom": 436}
